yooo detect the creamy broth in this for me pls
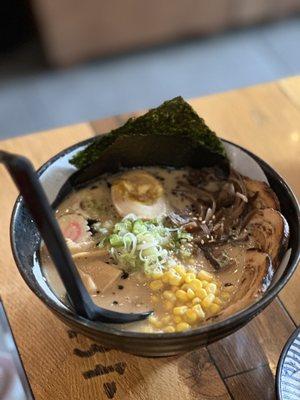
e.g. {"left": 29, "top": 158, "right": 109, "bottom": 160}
{"left": 41, "top": 166, "right": 286, "bottom": 332}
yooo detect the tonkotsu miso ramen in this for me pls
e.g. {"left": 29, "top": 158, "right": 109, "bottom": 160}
{"left": 41, "top": 165, "right": 289, "bottom": 333}
{"left": 41, "top": 97, "right": 289, "bottom": 333}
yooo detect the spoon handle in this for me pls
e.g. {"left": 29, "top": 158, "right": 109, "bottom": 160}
{"left": 0, "top": 150, "right": 95, "bottom": 318}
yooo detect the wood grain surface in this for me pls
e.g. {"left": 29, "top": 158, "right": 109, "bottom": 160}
{"left": 0, "top": 76, "right": 299, "bottom": 400}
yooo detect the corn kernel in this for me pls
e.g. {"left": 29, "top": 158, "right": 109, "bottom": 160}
{"left": 151, "top": 270, "right": 163, "bottom": 280}
{"left": 197, "top": 270, "right": 213, "bottom": 281}
{"left": 185, "top": 309, "right": 198, "bottom": 324}
{"left": 196, "top": 288, "right": 207, "bottom": 300}
{"left": 214, "top": 297, "right": 222, "bottom": 305}
{"left": 149, "top": 280, "right": 163, "bottom": 291}
{"left": 201, "top": 280, "right": 208, "bottom": 288}
{"left": 149, "top": 316, "right": 163, "bottom": 328}
{"left": 169, "top": 271, "right": 183, "bottom": 286}
{"left": 163, "top": 290, "right": 176, "bottom": 301}
{"left": 173, "top": 316, "right": 182, "bottom": 324}
{"left": 173, "top": 306, "right": 188, "bottom": 315}
{"left": 193, "top": 304, "right": 206, "bottom": 320}
{"left": 163, "top": 300, "right": 174, "bottom": 311}
{"left": 202, "top": 294, "right": 215, "bottom": 309}
{"left": 169, "top": 277, "right": 183, "bottom": 286}
{"left": 189, "top": 279, "right": 203, "bottom": 292}
{"left": 181, "top": 283, "right": 190, "bottom": 291}
{"left": 210, "top": 303, "right": 221, "bottom": 315}
{"left": 164, "top": 325, "right": 176, "bottom": 333}
{"left": 167, "top": 268, "right": 176, "bottom": 276}
{"left": 185, "top": 272, "right": 196, "bottom": 283}
{"left": 192, "top": 297, "right": 201, "bottom": 305}
{"left": 206, "top": 283, "right": 217, "bottom": 294}
{"left": 174, "top": 264, "right": 186, "bottom": 276}
{"left": 176, "top": 322, "right": 190, "bottom": 332}
{"left": 221, "top": 292, "right": 231, "bottom": 301}
{"left": 151, "top": 295, "right": 159, "bottom": 304}
{"left": 175, "top": 289, "right": 189, "bottom": 302}
{"left": 162, "top": 272, "right": 170, "bottom": 284}
{"left": 187, "top": 288, "right": 195, "bottom": 299}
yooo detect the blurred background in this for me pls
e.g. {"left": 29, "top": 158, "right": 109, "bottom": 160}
{"left": 1, "top": 0, "right": 300, "bottom": 140}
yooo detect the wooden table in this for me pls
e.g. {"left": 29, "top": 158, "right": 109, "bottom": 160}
{"left": 0, "top": 76, "right": 299, "bottom": 400}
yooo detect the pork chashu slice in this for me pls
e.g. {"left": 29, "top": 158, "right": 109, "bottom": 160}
{"left": 244, "top": 178, "right": 280, "bottom": 210}
{"left": 245, "top": 208, "right": 289, "bottom": 267}
{"left": 219, "top": 250, "right": 273, "bottom": 319}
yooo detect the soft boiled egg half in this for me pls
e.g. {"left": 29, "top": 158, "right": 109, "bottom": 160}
{"left": 111, "top": 170, "right": 168, "bottom": 219}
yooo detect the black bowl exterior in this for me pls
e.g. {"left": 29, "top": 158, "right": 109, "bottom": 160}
{"left": 10, "top": 138, "right": 300, "bottom": 356}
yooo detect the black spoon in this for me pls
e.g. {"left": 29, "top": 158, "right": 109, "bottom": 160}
{"left": 0, "top": 150, "right": 152, "bottom": 323}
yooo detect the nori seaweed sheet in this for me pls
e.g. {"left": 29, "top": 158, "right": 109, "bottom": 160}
{"left": 70, "top": 96, "right": 228, "bottom": 172}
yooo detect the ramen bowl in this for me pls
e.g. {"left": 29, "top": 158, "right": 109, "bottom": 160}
{"left": 10, "top": 137, "right": 300, "bottom": 356}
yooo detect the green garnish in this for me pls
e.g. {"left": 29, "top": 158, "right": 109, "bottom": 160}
{"left": 70, "top": 96, "right": 228, "bottom": 171}
{"left": 98, "top": 214, "right": 192, "bottom": 274}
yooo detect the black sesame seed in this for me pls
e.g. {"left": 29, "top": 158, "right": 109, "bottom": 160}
{"left": 118, "top": 285, "right": 124, "bottom": 290}
{"left": 87, "top": 218, "right": 98, "bottom": 228}
{"left": 113, "top": 301, "right": 118, "bottom": 305}
{"left": 121, "top": 271, "right": 129, "bottom": 279}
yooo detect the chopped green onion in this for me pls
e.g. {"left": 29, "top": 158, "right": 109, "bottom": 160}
{"left": 109, "top": 234, "right": 123, "bottom": 247}
{"left": 100, "top": 214, "right": 193, "bottom": 273}
{"left": 132, "top": 220, "right": 147, "bottom": 235}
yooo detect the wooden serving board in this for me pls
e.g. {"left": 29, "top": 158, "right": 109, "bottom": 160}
{"left": 0, "top": 76, "right": 300, "bottom": 400}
